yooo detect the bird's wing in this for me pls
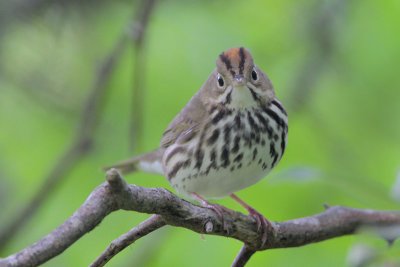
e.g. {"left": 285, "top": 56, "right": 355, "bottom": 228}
{"left": 160, "top": 93, "right": 207, "bottom": 148}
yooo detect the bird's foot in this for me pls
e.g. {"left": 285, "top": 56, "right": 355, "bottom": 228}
{"left": 230, "top": 193, "right": 271, "bottom": 247}
{"left": 246, "top": 206, "right": 270, "bottom": 246}
{"left": 191, "top": 193, "right": 230, "bottom": 232}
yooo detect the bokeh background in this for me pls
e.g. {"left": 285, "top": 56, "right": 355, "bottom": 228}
{"left": 1, "top": 0, "right": 400, "bottom": 266}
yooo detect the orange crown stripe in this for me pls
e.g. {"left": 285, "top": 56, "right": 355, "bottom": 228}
{"left": 224, "top": 48, "right": 242, "bottom": 62}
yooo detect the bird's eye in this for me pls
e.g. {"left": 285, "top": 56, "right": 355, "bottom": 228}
{"left": 251, "top": 68, "right": 258, "bottom": 81}
{"left": 217, "top": 74, "right": 225, "bottom": 88}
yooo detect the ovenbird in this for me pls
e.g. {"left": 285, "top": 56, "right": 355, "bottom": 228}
{"left": 107, "top": 47, "right": 288, "bottom": 243}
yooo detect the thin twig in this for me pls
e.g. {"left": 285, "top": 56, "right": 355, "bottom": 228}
{"left": 0, "top": 32, "right": 129, "bottom": 252}
{"left": 125, "top": 226, "right": 170, "bottom": 267}
{"left": 231, "top": 246, "right": 256, "bottom": 267}
{"left": 129, "top": 0, "right": 157, "bottom": 152}
{"left": 90, "top": 215, "right": 166, "bottom": 267}
{"left": 1, "top": 170, "right": 399, "bottom": 266}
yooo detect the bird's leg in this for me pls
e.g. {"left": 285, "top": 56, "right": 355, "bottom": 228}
{"left": 230, "top": 193, "right": 270, "bottom": 246}
{"left": 190, "top": 193, "right": 230, "bottom": 231}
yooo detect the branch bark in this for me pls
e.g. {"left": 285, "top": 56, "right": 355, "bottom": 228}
{"left": 0, "top": 169, "right": 399, "bottom": 267}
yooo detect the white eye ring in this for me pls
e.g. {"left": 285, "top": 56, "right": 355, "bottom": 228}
{"left": 217, "top": 73, "right": 225, "bottom": 88}
{"left": 251, "top": 67, "right": 258, "bottom": 81}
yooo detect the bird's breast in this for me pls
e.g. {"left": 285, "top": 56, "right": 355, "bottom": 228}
{"left": 163, "top": 102, "right": 288, "bottom": 198}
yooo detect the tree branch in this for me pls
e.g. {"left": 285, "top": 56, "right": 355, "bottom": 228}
{"left": 231, "top": 246, "right": 256, "bottom": 267}
{"left": 0, "top": 169, "right": 399, "bottom": 267}
{"left": 90, "top": 215, "right": 166, "bottom": 267}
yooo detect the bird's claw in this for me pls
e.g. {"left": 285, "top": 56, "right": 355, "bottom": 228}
{"left": 204, "top": 203, "right": 230, "bottom": 233}
{"left": 247, "top": 207, "right": 270, "bottom": 247}
{"left": 191, "top": 193, "right": 231, "bottom": 233}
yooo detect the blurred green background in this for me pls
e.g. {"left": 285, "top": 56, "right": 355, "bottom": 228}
{"left": 0, "top": 0, "right": 399, "bottom": 266}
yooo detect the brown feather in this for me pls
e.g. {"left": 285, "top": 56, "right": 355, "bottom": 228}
{"left": 160, "top": 91, "right": 208, "bottom": 148}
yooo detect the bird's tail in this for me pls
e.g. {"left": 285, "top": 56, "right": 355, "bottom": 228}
{"left": 103, "top": 149, "right": 164, "bottom": 175}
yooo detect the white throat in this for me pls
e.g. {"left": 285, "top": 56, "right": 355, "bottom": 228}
{"left": 229, "top": 85, "right": 258, "bottom": 109}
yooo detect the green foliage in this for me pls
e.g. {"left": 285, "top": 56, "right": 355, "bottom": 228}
{"left": 0, "top": 0, "right": 399, "bottom": 266}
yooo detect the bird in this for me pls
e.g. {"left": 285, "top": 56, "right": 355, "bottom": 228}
{"left": 106, "top": 47, "right": 288, "bottom": 244}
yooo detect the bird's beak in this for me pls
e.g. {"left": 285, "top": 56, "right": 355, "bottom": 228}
{"left": 233, "top": 75, "right": 245, "bottom": 87}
